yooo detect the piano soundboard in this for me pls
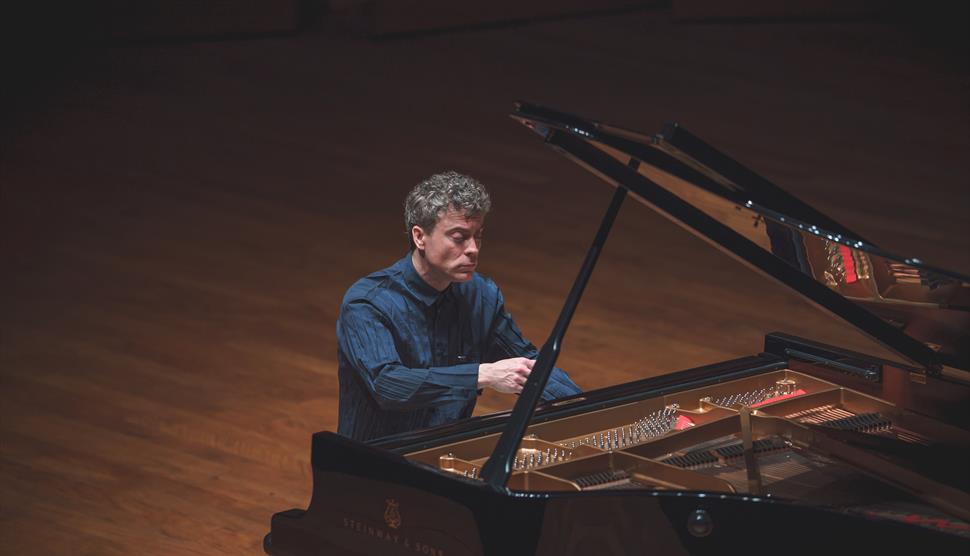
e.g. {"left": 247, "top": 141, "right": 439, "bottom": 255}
{"left": 407, "top": 369, "right": 969, "bottom": 535}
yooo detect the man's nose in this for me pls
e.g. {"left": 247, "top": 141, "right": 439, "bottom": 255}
{"left": 465, "top": 238, "right": 480, "bottom": 256}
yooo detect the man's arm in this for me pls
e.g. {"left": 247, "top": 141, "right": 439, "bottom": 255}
{"left": 338, "top": 301, "right": 480, "bottom": 410}
{"left": 484, "top": 290, "right": 583, "bottom": 401}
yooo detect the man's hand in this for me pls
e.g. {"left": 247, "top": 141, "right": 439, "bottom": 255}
{"left": 478, "top": 357, "right": 534, "bottom": 394}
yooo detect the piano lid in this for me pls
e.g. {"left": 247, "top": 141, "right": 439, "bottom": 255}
{"left": 511, "top": 102, "right": 970, "bottom": 372}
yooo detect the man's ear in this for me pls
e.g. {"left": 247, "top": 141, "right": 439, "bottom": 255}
{"left": 411, "top": 225, "right": 426, "bottom": 251}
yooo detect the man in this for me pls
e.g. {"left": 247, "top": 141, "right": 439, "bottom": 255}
{"left": 336, "top": 171, "right": 582, "bottom": 441}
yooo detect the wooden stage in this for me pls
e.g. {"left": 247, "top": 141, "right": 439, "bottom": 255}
{"left": 2, "top": 9, "right": 968, "bottom": 554}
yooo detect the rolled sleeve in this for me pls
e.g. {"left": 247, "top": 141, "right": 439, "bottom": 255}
{"left": 542, "top": 368, "right": 583, "bottom": 400}
{"left": 427, "top": 363, "right": 480, "bottom": 389}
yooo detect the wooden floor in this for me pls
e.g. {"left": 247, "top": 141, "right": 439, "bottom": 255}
{"left": 2, "top": 10, "right": 968, "bottom": 554}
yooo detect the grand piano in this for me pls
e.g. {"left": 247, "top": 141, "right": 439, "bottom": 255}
{"left": 265, "top": 103, "right": 970, "bottom": 555}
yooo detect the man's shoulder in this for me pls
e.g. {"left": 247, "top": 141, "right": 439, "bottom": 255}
{"left": 341, "top": 258, "right": 408, "bottom": 308}
{"left": 468, "top": 271, "right": 498, "bottom": 291}
{"left": 456, "top": 271, "right": 502, "bottom": 302}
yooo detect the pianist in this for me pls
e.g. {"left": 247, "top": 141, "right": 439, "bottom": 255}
{"left": 336, "top": 171, "right": 582, "bottom": 441}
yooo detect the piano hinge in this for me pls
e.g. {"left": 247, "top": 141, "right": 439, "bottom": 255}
{"left": 550, "top": 396, "right": 587, "bottom": 407}
{"left": 784, "top": 348, "right": 882, "bottom": 382}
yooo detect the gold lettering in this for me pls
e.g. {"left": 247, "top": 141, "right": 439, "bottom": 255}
{"left": 340, "top": 516, "right": 448, "bottom": 555}
{"left": 413, "top": 543, "right": 444, "bottom": 556}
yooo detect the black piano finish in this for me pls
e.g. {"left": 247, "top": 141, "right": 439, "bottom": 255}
{"left": 265, "top": 105, "right": 970, "bottom": 555}
{"left": 266, "top": 336, "right": 969, "bottom": 555}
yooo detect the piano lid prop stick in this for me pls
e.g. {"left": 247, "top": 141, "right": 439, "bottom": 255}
{"left": 480, "top": 183, "right": 629, "bottom": 489}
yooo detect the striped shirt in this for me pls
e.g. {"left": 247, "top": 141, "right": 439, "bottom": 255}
{"left": 336, "top": 254, "right": 582, "bottom": 441}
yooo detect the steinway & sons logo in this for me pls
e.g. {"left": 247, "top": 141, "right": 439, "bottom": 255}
{"left": 384, "top": 498, "right": 402, "bottom": 529}
{"left": 339, "top": 499, "right": 447, "bottom": 556}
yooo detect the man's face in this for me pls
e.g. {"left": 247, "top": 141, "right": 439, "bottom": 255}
{"left": 414, "top": 207, "right": 484, "bottom": 284}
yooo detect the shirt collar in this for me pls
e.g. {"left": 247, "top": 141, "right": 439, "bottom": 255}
{"left": 400, "top": 253, "right": 449, "bottom": 306}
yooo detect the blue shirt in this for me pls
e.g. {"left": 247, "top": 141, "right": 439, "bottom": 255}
{"left": 336, "top": 254, "right": 582, "bottom": 441}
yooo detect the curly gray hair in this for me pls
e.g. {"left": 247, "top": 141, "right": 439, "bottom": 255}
{"left": 404, "top": 171, "right": 491, "bottom": 248}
